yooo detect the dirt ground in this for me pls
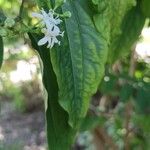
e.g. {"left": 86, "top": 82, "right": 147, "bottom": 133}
{"left": 0, "top": 101, "right": 46, "bottom": 150}
{"left": 0, "top": 101, "right": 90, "bottom": 150}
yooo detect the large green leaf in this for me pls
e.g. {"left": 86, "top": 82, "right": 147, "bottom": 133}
{"left": 108, "top": 0, "right": 146, "bottom": 63}
{"left": 28, "top": 33, "right": 76, "bottom": 150}
{"left": 50, "top": 0, "right": 108, "bottom": 127}
{"left": 0, "top": 36, "right": 3, "bottom": 68}
{"left": 91, "top": 0, "right": 146, "bottom": 63}
{"left": 109, "top": 0, "right": 136, "bottom": 42}
{"left": 92, "top": 0, "right": 136, "bottom": 45}
{"left": 91, "top": 0, "right": 143, "bottom": 63}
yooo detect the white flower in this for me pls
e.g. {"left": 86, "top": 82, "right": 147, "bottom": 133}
{"left": 38, "top": 27, "right": 64, "bottom": 48}
{"left": 32, "top": 9, "right": 64, "bottom": 48}
{"left": 32, "top": 9, "right": 62, "bottom": 30}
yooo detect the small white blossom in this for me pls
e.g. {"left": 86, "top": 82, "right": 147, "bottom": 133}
{"left": 31, "top": 9, "right": 64, "bottom": 49}
{"left": 32, "top": 9, "right": 62, "bottom": 29}
{"left": 38, "top": 27, "right": 64, "bottom": 48}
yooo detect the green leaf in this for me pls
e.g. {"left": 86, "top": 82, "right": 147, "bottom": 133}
{"left": 80, "top": 115, "right": 106, "bottom": 131}
{"left": 135, "top": 82, "right": 150, "bottom": 114}
{"left": 120, "top": 83, "right": 133, "bottom": 102}
{"left": 28, "top": 33, "right": 77, "bottom": 150}
{"left": 108, "top": 1, "right": 146, "bottom": 63}
{"left": 141, "top": 0, "right": 150, "bottom": 18}
{"left": 50, "top": 0, "right": 108, "bottom": 127}
{"left": 91, "top": 0, "right": 145, "bottom": 63}
{"left": 36, "top": 0, "right": 51, "bottom": 10}
{"left": 99, "top": 74, "right": 118, "bottom": 95}
{"left": 0, "top": 36, "right": 3, "bottom": 68}
{"left": 92, "top": 0, "right": 136, "bottom": 48}
{"left": 109, "top": 0, "right": 136, "bottom": 41}
{"left": 134, "top": 115, "right": 150, "bottom": 133}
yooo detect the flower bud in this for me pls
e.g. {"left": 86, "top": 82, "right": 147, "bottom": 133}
{"left": 62, "top": 11, "right": 71, "bottom": 18}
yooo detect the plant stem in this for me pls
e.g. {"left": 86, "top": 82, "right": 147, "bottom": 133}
{"left": 124, "top": 47, "right": 136, "bottom": 150}
{"left": 93, "top": 128, "right": 118, "bottom": 150}
{"left": 15, "top": 0, "right": 25, "bottom": 22}
{"left": 19, "top": 0, "right": 25, "bottom": 18}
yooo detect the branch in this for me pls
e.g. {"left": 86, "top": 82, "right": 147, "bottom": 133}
{"left": 93, "top": 128, "right": 119, "bottom": 150}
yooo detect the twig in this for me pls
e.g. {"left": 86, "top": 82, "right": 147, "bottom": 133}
{"left": 93, "top": 128, "right": 119, "bottom": 150}
{"left": 129, "top": 46, "right": 137, "bottom": 77}
{"left": 124, "top": 47, "right": 136, "bottom": 150}
{"left": 16, "top": 0, "right": 25, "bottom": 21}
{"left": 124, "top": 102, "right": 132, "bottom": 150}
{"left": 89, "top": 104, "right": 115, "bottom": 119}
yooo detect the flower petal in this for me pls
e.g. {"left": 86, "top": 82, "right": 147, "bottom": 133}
{"left": 47, "top": 38, "right": 52, "bottom": 48}
{"left": 31, "top": 12, "right": 43, "bottom": 19}
{"left": 45, "top": 22, "right": 54, "bottom": 31}
{"left": 55, "top": 18, "right": 62, "bottom": 25}
{"left": 60, "top": 31, "right": 64, "bottom": 37}
{"left": 50, "top": 26, "right": 60, "bottom": 36}
{"left": 38, "top": 37, "right": 48, "bottom": 46}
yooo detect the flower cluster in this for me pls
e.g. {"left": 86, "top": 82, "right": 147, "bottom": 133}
{"left": 32, "top": 9, "right": 64, "bottom": 49}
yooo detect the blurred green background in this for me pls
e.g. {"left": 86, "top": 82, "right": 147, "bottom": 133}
{"left": 0, "top": 0, "right": 150, "bottom": 150}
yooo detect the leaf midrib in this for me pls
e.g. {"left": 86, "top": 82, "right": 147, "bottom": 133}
{"left": 68, "top": 0, "right": 85, "bottom": 114}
